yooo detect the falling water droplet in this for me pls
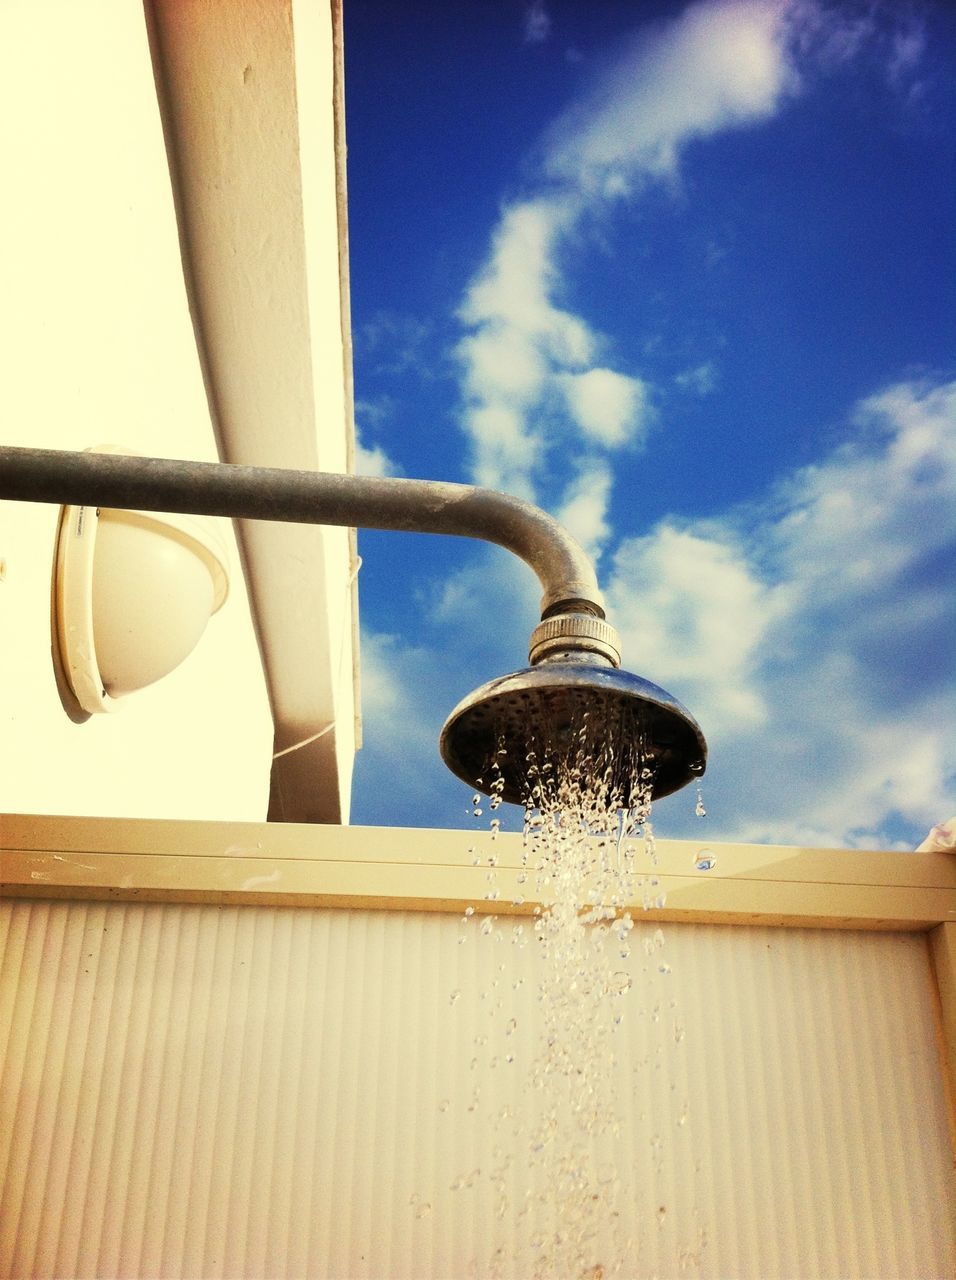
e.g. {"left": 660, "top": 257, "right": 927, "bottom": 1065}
{"left": 694, "top": 850, "right": 717, "bottom": 871}
{"left": 464, "top": 905, "right": 475, "bottom": 916}
{"left": 657, "top": 1205, "right": 667, "bottom": 1226}
{"left": 607, "top": 971, "right": 632, "bottom": 995}
{"left": 480, "top": 916, "right": 495, "bottom": 935}
{"left": 695, "top": 787, "right": 707, "bottom": 818}
{"left": 449, "top": 989, "right": 461, "bottom": 1006}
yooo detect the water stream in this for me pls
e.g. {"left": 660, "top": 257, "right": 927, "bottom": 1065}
{"left": 486, "top": 731, "right": 670, "bottom": 1276}
{"left": 430, "top": 722, "right": 708, "bottom": 1276}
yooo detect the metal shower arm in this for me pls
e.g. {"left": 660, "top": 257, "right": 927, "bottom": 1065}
{"left": 0, "top": 445, "right": 605, "bottom": 619}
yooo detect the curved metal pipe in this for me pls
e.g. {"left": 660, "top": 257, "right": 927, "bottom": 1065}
{"left": 0, "top": 445, "right": 604, "bottom": 619}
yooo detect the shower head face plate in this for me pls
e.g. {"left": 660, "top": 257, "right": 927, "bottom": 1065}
{"left": 440, "top": 663, "right": 707, "bottom": 808}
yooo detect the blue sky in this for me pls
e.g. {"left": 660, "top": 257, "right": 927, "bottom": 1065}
{"left": 342, "top": 0, "right": 955, "bottom": 849}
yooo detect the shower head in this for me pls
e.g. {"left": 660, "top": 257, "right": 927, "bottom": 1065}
{"left": 440, "top": 614, "right": 707, "bottom": 809}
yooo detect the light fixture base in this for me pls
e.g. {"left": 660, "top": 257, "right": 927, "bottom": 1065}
{"left": 53, "top": 503, "right": 120, "bottom": 715}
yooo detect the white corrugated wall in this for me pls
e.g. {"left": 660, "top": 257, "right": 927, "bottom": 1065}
{"left": 1, "top": 899, "right": 953, "bottom": 1278}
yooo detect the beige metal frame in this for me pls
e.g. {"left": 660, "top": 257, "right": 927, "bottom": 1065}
{"left": 2, "top": 812, "right": 954, "bottom": 1147}
{"left": 145, "top": 0, "right": 360, "bottom": 823}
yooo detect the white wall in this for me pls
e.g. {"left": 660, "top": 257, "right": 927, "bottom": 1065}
{"left": 1, "top": 899, "right": 952, "bottom": 1279}
{"left": 0, "top": 0, "right": 274, "bottom": 820}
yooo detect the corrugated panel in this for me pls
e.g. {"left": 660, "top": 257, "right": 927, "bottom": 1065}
{"left": 1, "top": 899, "right": 953, "bottom": 1278}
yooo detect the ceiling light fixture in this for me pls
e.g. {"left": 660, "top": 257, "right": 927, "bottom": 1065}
{"left": 51, "top": 447, "right": 229, "bottom": 716}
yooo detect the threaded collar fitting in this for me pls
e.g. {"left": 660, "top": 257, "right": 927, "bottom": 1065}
{"left": 528, "top": 612, "right": 621, "bottom": 668}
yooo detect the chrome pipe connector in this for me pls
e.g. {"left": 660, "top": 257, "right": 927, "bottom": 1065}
{"left": 528, "top": 613, "right": 621, "bottom": 668}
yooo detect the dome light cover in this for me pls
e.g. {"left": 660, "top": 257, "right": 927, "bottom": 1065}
{"left": 52, "top": 455, "right": 229, "bottom": 716}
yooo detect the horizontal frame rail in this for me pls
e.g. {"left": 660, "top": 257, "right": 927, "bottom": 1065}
{"left": 2, "top": 814, "right": 953, "bottom": 931}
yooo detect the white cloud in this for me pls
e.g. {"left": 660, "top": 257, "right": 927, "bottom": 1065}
{"left": 560, "top": 368, "right": 650, "bottom": 447}
{"left": 545, "top": 0, "right": 796, "bottom": 190}
{"left": 557, "top": 460, "right": 613, "bottom": 562}
{"left": 359, "top": 310, "right": 432, "bottom": 377}
{"left": 886, "top": 19, "right": 927, "bottom": 99}
{"left": 455, "top": 0, "right": 803, "bottom": 506}
{"left": 353, "top": 438, "right": 398, "bottom": 478}
{"left": 785, "top": 0, "right": 875, "bottom": 72}
{"left": 458, "top": 326, "right": 546, "bottom": 404}
{"left": 457, "top": 198, "right": 600, "bottom": 494}
{"left": 768, "top": 379, "right": 956, "bottom": 598}
{"left": 459, "top": 198, "right": 592, "bottom": 369}
{"left": 607, "top": 524, "right": 780, "bottom": 732}
{"left": 462, "top": 405, "right": 540, "bottom": 498}
{"left": 785, "top": 1, "right": 933, "bottom": 117}
{"left": 353, "top": 406, "right": 401, "bottom": 477}
{"left": 675, "top": 361, "right": 718, "bottom": 396}
{"left": 523, "top": 0, "right": 551, "bottom": 46}
{"left": 430, "top": 547, "right": 540, "bottom": 653}
{"left": 356, "top": 630, "right": 448, "bottom": 795}
{"left": 358, "top": 631, "right": 405, "bottom": 721}
{"left": 454, "top": 0, "right": 930, "bottom": 523}
{"left": 609, "top": 377, "right": 956, "bottom": 847}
